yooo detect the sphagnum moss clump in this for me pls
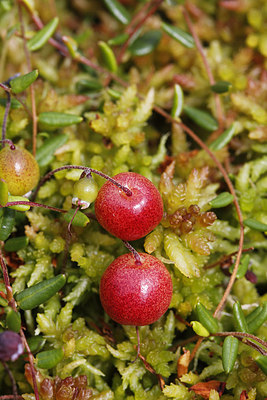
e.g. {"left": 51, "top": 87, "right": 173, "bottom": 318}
{"left": 0, "top": 0, "right": 266, "bottom": 399}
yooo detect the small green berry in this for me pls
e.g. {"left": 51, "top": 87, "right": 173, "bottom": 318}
{"left": 72, "top": 176, "right": 98, "bottom": 208}
{"left": 0, "top": 147, "right": 40, "bottom": 196}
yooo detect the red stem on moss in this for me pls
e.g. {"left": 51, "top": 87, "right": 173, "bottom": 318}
{"left": 183, "top": 7, "right": 224, "bottom": 133}
{"left": 17, "top": 3, "right": 38, "bottom": 157}
{"left": 19, "top": 330, "right": 40, "bottom": 400}
{"left": 0, "top": 202, "right": 67, "bottom": 214}
{"left": 2, "top": 362, "right": 18, "bottom": 399}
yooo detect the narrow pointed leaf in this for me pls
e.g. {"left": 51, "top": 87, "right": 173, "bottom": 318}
{"left": 36, "top": 134, "right": 68, "bottom": 167}
{"left": 16, "top": 274, "right": 66, "bottom": 310}
{"left": 209, "top": 192, "right": 234, "bottom": 208}
{"left": 63, "top": 209, "right": 90, "bottom": 227}
{"left": 98, "top": 41, "right": 118, "bottom": 72}
{"left": 183, "top": 105, "right": 218, "bottom": 131}
{"left": 0, "top": 208, "right": 16, "bottom": 241}
{"left": 103, "top": 0, "right": 130, "bottom": 24}
{"left": 129, "top": 30, "right": 162, "bottom": 56}
{"left": 243, "top": 218, "right": 267, "bottom": 232}
{"left": 233, "top": 301, "right": 248, "bottom": 333}
{"left": 10, "top": 70, "right": 38, "bottom": 94}
{"left": 162, "top": 22, "right": 195, "bottom": 48}
{"left": 108, "top": 33, "right": 129, "bottom": 46}
{"left": 255, "top": 355, "right": 267, "bottom": 375}
{"left": 247, "top": 302, "right": 267, "bottom": 333}
{"left": 211, "top": 81, "right": 232, "bottom": 93}
{"left": 27, "top": 17, "right": 59, "bottom": 51}
{"left": 195, "top": 303, "right": 219, "bottom": 334}
{"left": 38, "top": 112, "right": 83, "bottom": 130}
{"left": 209, "top": 124, "right": 236, "bottom": 150}
{"left": 222, "top": 336, "right": 239, "bottom": 373}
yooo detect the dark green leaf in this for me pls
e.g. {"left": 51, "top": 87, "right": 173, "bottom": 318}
{"left": 16, "top": 274, "right": 66, "bottom": 310}
{"left": 5, "top": 308, "right": 21, "bottom": 332}
{"left": 38, "top": 112, "right": 83, "bottom": 130}
{"left": 27, "top": 336, "right": 46, "bottom": 353}
{"left": 4, "top": 236, "right": 29, "bottom": 252}
{"left": 255, "top": 355, "right": 267, "bottom": 375}
{"left": 0, "top": 98, "right": 21, "bottom": 109}
{"left": 247, "top": 302, "right": 267, "bottom": 334}
{"left": 195, "top": 303, "right": 219, "bottom": 334}
{"left": 244, "top": 218, "right": 267, "bottom": 232}
{"left": 103, "top": 0, "right": 130, "bottom": 24}
{"left": 209, "top": 192, "right": 234, "bottom": 208}
{"left": 129, "top": 30, "right": 162, "bottom": 56}
{"left": 162, "top": 22, "right": 195, "bottom": 48}
{"left": 63, "top": 209, "right": 90, "bottom": 227}
{"left": 229, "top": 254, "right": 250, "bottom": 279}
{"left": 233, "top": 301, "right": 248, "bottom": 333}
{"left": 27, "top": 17, "right": 59, "bottom": 51}
{"left": 222, "top": 336, "right": 239, "bottom": 373}
{"left": 36, "top": 134, "right": 68, "bottom": 167}
{"left": 183, "top": 105, "right": 218, "bottom": 131}
{"left": 0, "top": 208, "right": 16, "bottom": 241}
{"left": 211, "top": 81, "right": 232, "bottom": 93}
{"left": 209, "top": 124, "right": 236, "bottom": 150}
{"left": 10, "top": 70, "right": 38, "bottom": 94}
{"left": 36, "top": 348, "right": 64, "bottom": 369}
{"left": 76, "top": 79, "right": 103, "bottom": 94}
{"left": 108, "top": 33, "right": 129, "bottom": 46}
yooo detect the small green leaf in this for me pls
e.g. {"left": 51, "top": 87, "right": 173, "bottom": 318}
{"left": 27, "top": 17, "right": 59, "bottom": 51}
{"left": 129, "top": 30, "right": 162, "bottom": 56}
{"left": 98, "top": 41, "right": 118, "bottom": 73}
{"left": 10, "top": 70, "right": 38, "bottom": 94}
{"left": 183, "top": 105, "right": 218, "bottom": 131}
{"left": 162, "top": 22, "right": 195, "bottom": 48}
{"left": 38, "top": 112, "right": 83, "bottom": 130}
{"left": 36, "top": 134, "right": 68, "bottom": 167}
{"left": 4, "top": 236, "right": 29, "bottom": 252}
{"left": 103, "top": 0, "right": 130, "bottom": 25}
{"left": 16, "top": 274, "right": 66, "bottom": 310}
{"left": 36, "top": 348, "right": 64, "bottom": 369}
{"left": 5, "top": 307, "right": 21, "bottom": 332}
{"left": 211, "top": 81, "right": 232, "bottom": 94}
{"left": 209, "top": 192, "right": 234, "bottom": 208}
{"left": 209, "top": 124, "right": 236, "bottom": 150}
{"left": 191, "top": 321, "right": 210, "bottom": 337}
{"left": 0, "top": 297, "right": 8, "bottom": 307}
{"left": 244, "top": 218, "right": 267, "bottom": 232}
{"left": 63, "top": 209, "right": 90, "bottom": 227}
{"left": 233, "top": 301, "right": 248, "bottom": 333}
{"left": 0, "top": 208, "right": 16, "bottom": 241}
{"left": 195, "top": 303, "right": 219, "bottom": 334}
{"left": 255, "top": 355, "right": 267, "bottom": 375}
{"left": 106, "top": 88, "right": 121, "bottom": 99}
{"left": 0, "top": 98, "right": 21, "bottom": 109}
{"left": 108, "top": 33, "right": 129, "bottom": 46}
{"left": 27, "top": 336, "right": 46, "bottom": 353}
{"left": 171, "top": 84, "right": 184, "bottom": 119}
{"left": 0, "top": 179, "right": 9, "bottom": 206}
{"left": 229, "top": 254, "right": 250, "bottom": 279}
{"left": 75, "top": 79, "right": 103, "bottom": 94}
{"left": 247, "top": 302, "right": 267, "bottom": 334}
{"left": 222, "top": 336, "right": 239, "bottom": 373}
{"left": 7, "top": 195, "right": 30, "bottom": 212}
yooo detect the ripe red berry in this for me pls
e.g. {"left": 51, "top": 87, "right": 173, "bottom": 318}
{"left": 0, "top": 146, "right": 40, "bottom": 196}
{"left": 94, "top": 172, "right": 163, "bottom": 241}
{"left": 100, "top": 253, "right": 173, "bottom": 326}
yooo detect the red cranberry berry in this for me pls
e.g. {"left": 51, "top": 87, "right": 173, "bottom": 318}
{"left": 94, "top": 172, "right": 164, "bottom": 241}
{"left": 0, "top": 146, "right": 40, "bottom": 196}
{"left": 100, "top": 253, "right": 173, "bottom": 326}
{"left": 0, "top": 330, "right": 24, "bottom": 362}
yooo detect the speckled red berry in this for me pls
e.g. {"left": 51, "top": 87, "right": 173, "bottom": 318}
{"left": 100, "top": 253, "right": 173, "bottom": 326}
{"left": 94, "top": 172, "right": 163, "bottom": 241}
{"left": 0, "top": 146, "right": 40, "bottom": 196}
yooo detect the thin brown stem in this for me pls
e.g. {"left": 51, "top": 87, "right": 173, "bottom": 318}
{"left": 20, "top": 330, "right": 39, "bottom": 400}
{"left": 17, "top": 2, "right": 37, "bottom": 156}
{"left": 183, "top": 7, "right": 224, "bottom": 132}
{"left": 2, "top": 92, "right": 11, "bottom": 145}
{"left": 0, "top": 248, "right": 16, "bottom": 310}
{"left": 190, "top": 337, "right": 204, "bottom": 362}
{"left": 213, "top": 332, "right": 267, "bottom": 349}
{"left": 117, "top": 0, "right": 163, "bottom": 64}
{"left": 0, "top": 201, "right": 67, "bottom": 214}
{"left": 204, "top": 247, "right": 253, "bottom": 270}
{"left": 2, "top": 362, "right": 18, "bottom": 400}
{"left": 123, "top": 241, "right": 142, "bottom": 265}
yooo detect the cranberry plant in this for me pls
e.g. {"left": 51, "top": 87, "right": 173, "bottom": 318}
{"left": 0, "top": 0, "right": 266, "bottom": 399}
